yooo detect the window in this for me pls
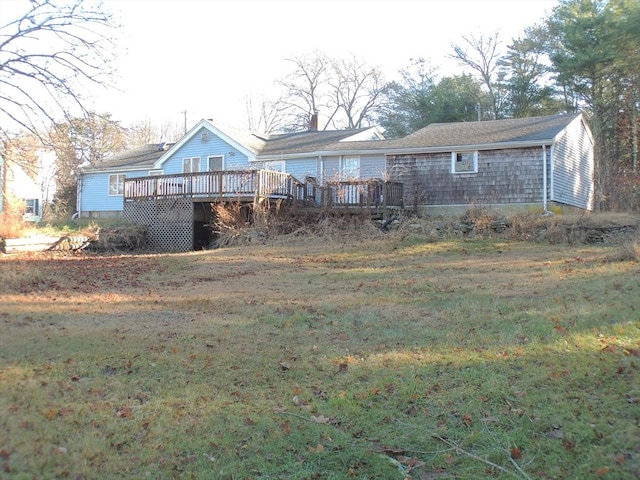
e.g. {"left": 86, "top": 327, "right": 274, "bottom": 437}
{"left": 108, "top": 174, "right": 125, "bottom": 195}
{"left": 24, "top": 199, "right": 39, "bottom": 216}
{"left": 452, "top": 151, "right": 478, "bottom": 173}
{"left": 341, "top": 156, "right": 360, "bottom": 179}
{"left": 183, "top": 157, "right": 201, "bottom": 173}
{"left": 207, "top": 155, "right": 224, "bottom": 171}
{"left": 263, "top": 160, "right": 284, "bottom": 172}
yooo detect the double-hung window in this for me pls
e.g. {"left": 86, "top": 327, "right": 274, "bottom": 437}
{"left": 341, "top": 156, "right": 360, "bottom": 180}
{"left": 183, "top": 157, "right": 201, "bottom": 173}
{"left": 108, "top": 174, "right": 125, "bottom": 196}
{"left": 451, "top": 151, "right": 478, "bottom": 174}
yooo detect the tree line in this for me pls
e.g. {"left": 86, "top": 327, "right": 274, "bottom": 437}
{"left": 1, "top": 0, "right": 638, "bottom": 216}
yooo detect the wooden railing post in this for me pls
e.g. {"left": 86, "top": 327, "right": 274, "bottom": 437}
{"left": 382, "top": 181, "right": 389, "bottom": 219}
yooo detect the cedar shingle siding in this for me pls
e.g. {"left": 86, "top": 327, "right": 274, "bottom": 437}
{"left": 389, "top": 147, "right": 546, "bottom": 208}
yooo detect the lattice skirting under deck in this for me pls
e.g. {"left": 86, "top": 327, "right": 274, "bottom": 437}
{"left": 124, "top": 198, "right": 194, "bottom": 252}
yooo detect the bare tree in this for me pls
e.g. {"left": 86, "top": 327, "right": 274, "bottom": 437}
{"left": 48, "top": 112, "right": 126, "bottom": 216}
{"left": 2, "top": 132, "right": 41, "bottom": 180}
{"left": 277, "top": 50, "right": 336, "bottom": 131}
{"left": 274, "top": 50, "right": 390, "bottom": 131}
{"left": 451, "top": 31, "right": 504, "bottom": 119}
{"left": 126, "top": 117, "right": 158, "bottom": 147}
{"left": 330, "top": 55, "right": 388, "bottom": 128}
{"left": 244, "top": 92, "right": 288, "bottom": 133}
{"left": 0, "top": 0, "right": 117, "bottom": 141}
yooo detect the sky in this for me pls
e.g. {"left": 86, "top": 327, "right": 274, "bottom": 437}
{"left": 6, "top": 0, "right": 560, "bottom": 133}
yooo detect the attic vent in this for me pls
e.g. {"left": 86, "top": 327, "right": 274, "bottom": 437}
{"left": 201, "top": 132, "right": 209, "bottom": 142}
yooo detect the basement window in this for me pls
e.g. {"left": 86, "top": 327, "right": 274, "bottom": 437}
{"left": 108, "top": 174, "right": 125, "bottom": 196}
{"left": 451, "top": 151, "right": 478, "bottom": 174}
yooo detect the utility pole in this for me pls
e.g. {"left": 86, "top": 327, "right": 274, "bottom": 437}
{"left": 476, "top": 103, "right": 481, "bottom": 121}
{"left": 181, "top": 110, "right": 187, "bottom": 135}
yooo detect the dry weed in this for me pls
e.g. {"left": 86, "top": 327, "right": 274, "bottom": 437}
{"left": 90, "top": 224, "right": 147, "bottom": 251}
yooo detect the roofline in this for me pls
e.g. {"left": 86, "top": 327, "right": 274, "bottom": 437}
{"left": 80, "top": 165, "right": 159, "bottom": 174}
{"left": 381, "top": 139, "right": 558, "bottom": 155}
{"left": 153, "top": 119, "right": 257, "bottom": 168}
{"left": 256, "top": 138, "right": 559, "bottom": 161}
{"left": 554, "top": 113, "right": 594, "bottom": 145}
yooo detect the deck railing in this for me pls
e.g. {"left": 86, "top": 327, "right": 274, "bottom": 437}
{"left": 124, "top": 170, "right": 403, "bottom": 208}
{"left": 306, "top": 178, "right": 404, "bottom": 209}
{"left": 124, "top": 170, "right": 295, "bottom": 201}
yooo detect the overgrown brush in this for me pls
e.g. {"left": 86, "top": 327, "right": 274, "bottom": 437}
{"left": 208, "top": 201, "right": 640, "bottom": 250}
{"left": 211, "top": 201, "right": 387, "bottom": 247}
{"left": 89, "top": 224, "right": 148, "bottom": 251}
{"left": 606, "top": 229, "right": 640, "bottom": 262}
{"left": 0, "top": 194, "right": 33, "bottom": 239}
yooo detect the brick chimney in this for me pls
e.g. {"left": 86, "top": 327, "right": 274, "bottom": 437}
{"left": 309, "top": 112, "right": 318, "bottom": 131}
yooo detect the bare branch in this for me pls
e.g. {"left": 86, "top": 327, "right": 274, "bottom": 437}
{"left": 0, "top": 0, "right": 118, "bottom": 141}
{"left": 450, "top": 31, "right": 503, "bottom": 118}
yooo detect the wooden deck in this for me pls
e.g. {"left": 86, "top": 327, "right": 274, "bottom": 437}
{"left": 124, "top": 169, "right": 403, "bottom": 210}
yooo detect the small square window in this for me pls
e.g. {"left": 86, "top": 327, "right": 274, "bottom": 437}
{"left": 452, "top": 151, "right": 478, "bottom": 173}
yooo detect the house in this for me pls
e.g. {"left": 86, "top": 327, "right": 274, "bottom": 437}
{"left": 384, "top": 112, "right": 595, "bottom": 214}
{"left": 76, "top": 119, "right": 386, "bottom": 218}
{"left": 0, "top": 154, "right": 43, "bottom": 222}
{"left": 76, "top": 113, "right": 594, "bottom": 250}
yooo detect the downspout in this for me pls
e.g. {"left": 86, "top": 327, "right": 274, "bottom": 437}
{"left": 542, "top": 145, "right": 550, "bottom": 214}
{"left": 550, "top": 143, "right": 554, "bottom": 208}
{"left": 75, "top": 171, "right": 82, "bottom": 219}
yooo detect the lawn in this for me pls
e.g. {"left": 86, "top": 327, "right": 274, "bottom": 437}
{"left": 0, "top": 234, "right": 638, "bottom": 479}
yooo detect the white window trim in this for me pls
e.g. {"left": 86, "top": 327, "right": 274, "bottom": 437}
{"left": 183, "top": 157, "right": 201, "bottom": 173}
{"left": 340, "top": 155, "right": 360, "bottom": 180}
{"left": 24, "top": 198, "right": 39, "bottom": 216}
{"left": 451, "top": 151, "right": 478, "bottom": 174}
{"left": 207, "top": 155, "right": 224, "bottom": 171}
{"left": 149, "top": 170, "right": 164, "bottom": 176}
{"left": 108, "top": 173, "right": 125, "bottom": 196}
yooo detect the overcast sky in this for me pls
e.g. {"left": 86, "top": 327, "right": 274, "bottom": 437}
{"left": 7, "top": 0, "right": 560, "bottom": 132}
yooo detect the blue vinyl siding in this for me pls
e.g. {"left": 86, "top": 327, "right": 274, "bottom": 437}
{"left": 284, "top": 157, "right": 319, "bottom": 182}
{"left": 158, "top": 127, "right": 250, "bottom": 173}
{"left": 80, "top": 127, "right": 253, "bottom": 214}
{"left": 322, "top": 154, "right": 386, "bottom": 182}
{"left": 80, "top": 169, "right": 150, "bottom": 212}
{"left": 323, "top": 156, "right": 341, "bottom": 182}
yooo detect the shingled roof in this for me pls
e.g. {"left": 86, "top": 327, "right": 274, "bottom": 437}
{"left": 255, "top": 128, "right": 378, "bottom": 156}
{"left": 254, "top": 113, "right": 583, "bottom": 156}
{"left": 82, "top": 143, "right": 174, "bottom": 171}
{"left": 388, "top": 113, "right": 582, "bottom": 150}
{"left": 81, "top": 114, "right": 584, "bottom": 173}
